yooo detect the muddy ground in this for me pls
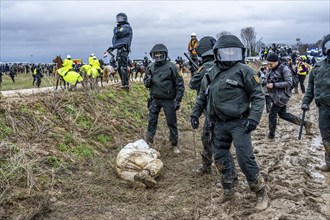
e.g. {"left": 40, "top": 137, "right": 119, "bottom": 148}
{"left": 0, "top": 79, "right": 329, "bottom": 220}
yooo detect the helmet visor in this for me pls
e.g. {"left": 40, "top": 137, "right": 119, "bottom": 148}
{"left": 116, "top": 15, "right": 126, "bottom": 23}
{"left": 152, "top": 52, "right": 166, "bottom": 62}
{"left": 324, "top": 40, "right": 330, "bottom": 54}
{"left": 217, "top": 47, "right": 242, "bottom": 61}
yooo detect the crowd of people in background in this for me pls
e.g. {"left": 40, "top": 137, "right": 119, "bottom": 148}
{"left": 1, "top": 15, "right": 329, "bottom": 212}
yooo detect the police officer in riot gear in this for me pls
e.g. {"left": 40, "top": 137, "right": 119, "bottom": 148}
{"left": 190, "top": 36, "right": 216, "bottom": 174}
{"left": 107, "top": 12, "right": 133, "bottom": 89}
{"left": 302, "top": 34, "right": 330, "bottom": 172}
{"left": 144, "top": 44, "right": 185, "bottom": 154}
{"left": 190, "top": 36, "right": 238, "bottom": 183}
{"left": 191, "top": 35, "right": 268, "bottom": 210}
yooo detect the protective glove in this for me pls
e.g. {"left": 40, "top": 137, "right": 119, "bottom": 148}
{"left": 144, "top": 74, "right": 152, "bottom": 87}
{"left": 173, "top": 100, "right": 181, "bottom": 111}
{"left": 107, "top": 47, "right": 114, "bottom": 53}
{"left": 190, "top": 116, "right": 199, "bottom": 129}
{"left": 301, "top": 103, "right": 310, "bottom": 111}
{"left": 244, "top": 119, "right": 258, "bottom": 134}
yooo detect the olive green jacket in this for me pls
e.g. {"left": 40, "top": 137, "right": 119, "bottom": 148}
{"left": 303, "top": 59, "right": 330, "bottom": 107}
{"left": 191, "top": 62, "right": 265, "bottom": 123}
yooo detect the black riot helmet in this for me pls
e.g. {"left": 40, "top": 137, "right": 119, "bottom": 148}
{"left": 321, "top": 34, "right": 330, "bottom": 56}
{"left": 150, "top": 44, "right": 168, "bottom": 63}
{"left": 196, "top": 36, "right": 217, "bottom": 58}
{"left": 116, "top": 12, "right": 128, "bottom": 23}
{"left": 213, "top": 34, "right": 246, "bottom": 62}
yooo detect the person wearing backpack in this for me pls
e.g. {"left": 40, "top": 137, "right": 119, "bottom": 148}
{"left": 301, "top": 34, "right": 330, "bottom": 172}
{"left": 143, "top": 44, "right": 185, "bottom": 154}
{"left": 265, "top": 53, "right": 312, "bottom": 140}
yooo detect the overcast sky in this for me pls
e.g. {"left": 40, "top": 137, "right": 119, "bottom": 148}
{"left": 1, "top": 0, "right": 329, "bottom": 64}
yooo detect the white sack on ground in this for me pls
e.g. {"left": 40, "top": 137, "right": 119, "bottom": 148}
{"left": 116, "top": 139, "right": 163, "bottom": 183}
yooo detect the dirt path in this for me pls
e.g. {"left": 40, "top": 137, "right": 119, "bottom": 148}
{"left": 0, "top": 82, "right": 329, "bottom": 220}
{"left": 1, "top": 86, "right": 57, "bottom": 97}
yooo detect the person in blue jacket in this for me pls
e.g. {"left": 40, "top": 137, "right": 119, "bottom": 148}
{"left": 107, "top": 13, "right": 133, "bottom": 89}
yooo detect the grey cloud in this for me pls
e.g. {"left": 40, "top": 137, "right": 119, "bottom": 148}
{"left": 1, "top": 1, "right": 329, "bottom": 63}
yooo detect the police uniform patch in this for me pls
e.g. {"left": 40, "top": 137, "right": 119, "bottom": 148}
{"left": 119, "top": 27, "right": 124, "bottom": 31}
{"left": 253, "top": 75, "right": 260, "bottom": 84}
{"left": 197, "top": 66, "right": 204, "bottom": 73}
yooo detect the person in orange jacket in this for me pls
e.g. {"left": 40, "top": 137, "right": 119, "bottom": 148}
{"left": 188, "top": 32, "right": 199, "bottom": 75}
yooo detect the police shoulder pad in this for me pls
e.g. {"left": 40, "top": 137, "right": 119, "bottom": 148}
{"left": 197, "top": 66, "right": 204, "bottom": 73}
{"left": 253, "top": 74, "right": 260, "bottom": 84}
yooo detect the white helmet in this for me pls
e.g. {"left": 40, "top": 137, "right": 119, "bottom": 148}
{"left": 191, "top": 32, "right": 197, "bottom": 37}
{"left": 90, "top": 53, "right": 95, "bottom": 56}
{"left": 93, "top": 55, "right": 97, "bottom": 59}
{"left": 67, "top": 55, "right": 71, "bottom": 59}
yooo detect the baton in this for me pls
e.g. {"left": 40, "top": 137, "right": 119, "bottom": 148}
{"left": 298, "top": 110, "right": 306, "bottom": 140}
{"left": 183, "top": 52, "right": 199, "bottom": 71}
{"left": 107, "top": 50, "right": 115, "bottom": 58}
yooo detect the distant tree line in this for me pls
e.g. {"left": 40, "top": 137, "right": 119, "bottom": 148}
{"left": 216, "top": 27, "right": 326, "bottom": 57}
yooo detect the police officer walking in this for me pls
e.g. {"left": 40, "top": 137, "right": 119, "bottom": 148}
{"left": 143, "top": 44, "right": 185, "bottom": 154}
{"left": 190, "top": 36, "right": 238, "bottom": 189}
{"left": 107, "top": 12, "right": 133, "bottom": 89}
{"left": 302, "top": 34, "right": 330, "bottom": 172}
{"left": 191, "top": 35, "right": 268, "bottom": 210}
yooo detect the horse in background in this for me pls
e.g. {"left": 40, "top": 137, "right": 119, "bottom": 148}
{"left": 87, "top": 67, "right": 103, "bottom": 89}
{"left": 103, "top": 65, "right": 119, "bottom": 83}
{"left": 52, "top": 56, "right": 67, "bottom": 90}
{"left": 80, "top": 64, "right": 92, "bottom": 88}
{"left": 176, "top": 63, "right": 190, "bottom": 76}
{"left": 52, "top": 56, "right": 84, "bottom": 91}
{"left": 131, "top": 61, "right": 146, "bottom": 81}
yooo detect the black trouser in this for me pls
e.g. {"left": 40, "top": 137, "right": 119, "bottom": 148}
{"left": 146, "top": 98, "right": 178, "bottom": 146}
{"left": 35, "top": 75, "right": 41, "bottom": 88}
{"left": 298, "top": 75, "right": 306, "bottom": 93}
{"left": 265, "top": 95, "right": 272, "bottom": 112}
{"left": 116, "top": 47, "right": 129, "bottom": 86}
{"left": 213, "top": 118, "right": 260, "bottom": 189}
{"left": 268, "top": 103, "right": 300, "bottom": 137}
{"left": 189, "top": 54, "right": 199, "bottom": 75}
{"left": 318, "top": 105, "right": 330, "bottom": 165}
{"left": 201, "top": 116, "right": 213, "bottom": 166}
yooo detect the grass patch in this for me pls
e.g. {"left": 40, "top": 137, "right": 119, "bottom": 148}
{"left": 47, "top": 156, "right": 63, "bottom": 168}
{"left": 1, "top": 74, "right": 56, "bottom": 91}
{"left": 97, "top": 134, "right": 114, "bottom": 144}
{"left": 71, "top": 145, "right": 94, "bottom": 159}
